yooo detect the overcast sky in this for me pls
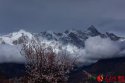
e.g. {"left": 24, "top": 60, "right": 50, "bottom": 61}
{"left": 0, "top": 0, "right": 125, "bottom": 36}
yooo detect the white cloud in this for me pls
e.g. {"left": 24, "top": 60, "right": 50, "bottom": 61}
{"left": 68, "top": 36, "right": 125, "bottom": 66}
{"left": 85, "top": 36, "right": 121, "bottom": 59}
{"left": 0, "top": 44, "right": 25, "bottom": 63}
{"left": 0, "top": 36, "right": 125, "bottom": 66}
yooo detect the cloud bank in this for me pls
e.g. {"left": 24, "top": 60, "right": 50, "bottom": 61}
{"left": 0, "top": 44, "right": 25, "bottom": 63}
{"left": 75, "top": 36, "right": 125, "bottom": 65}
{"left": 85, "top": 36, "right": 121, "bottom": 59}
{"left": 0, "top": 36, "right": 125, "bottom": 66}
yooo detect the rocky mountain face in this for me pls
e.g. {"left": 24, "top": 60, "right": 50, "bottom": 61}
{"left": 0, "top": 25, "right": 123, "bottom": 48}
{"left": 36, "top": 25, "right": 123, "bottom": 48}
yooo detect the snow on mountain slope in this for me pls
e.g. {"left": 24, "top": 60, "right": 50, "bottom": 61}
{"left": 0, "top": 26, "right": 123, "bottom": 46}
{"left": 0, "top": 29, "right": 81, "bottom": 54}
{"left": 0, "top": 26, "right": 125, "bottom": 64}
{"left": 0, "top": 29, "right": 33, "bottom": 45}
{"left": 36, "top": 25, "right": 124, "bottom": 48}
{"left": 0, "top": 26, "right": 124, "bottom": 56}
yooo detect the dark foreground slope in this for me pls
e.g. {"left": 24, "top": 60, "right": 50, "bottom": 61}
{"left": 0, "top": 57, "right": 125, "bottom": 83}
{"left": 84, "top": 57, "right": 125, "bottom": 75}
{"left": 69, "top": 57, "right": 125, "bottom": 83}
{"left": 0, "top": 63, "right": 25, "bottom": 78}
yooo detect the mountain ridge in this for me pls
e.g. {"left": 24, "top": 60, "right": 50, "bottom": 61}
{"left": 0, "top": 26, "right": 123, "bottom": 47}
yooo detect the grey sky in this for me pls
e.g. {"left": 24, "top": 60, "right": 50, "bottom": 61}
{"left": 0, "top": 0, "right": 125, "bottom": 36}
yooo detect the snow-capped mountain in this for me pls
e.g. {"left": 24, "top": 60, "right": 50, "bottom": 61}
{"left": 0, "top": 26, "right": 125, "bottom": 65}
{"left": 36, "top": 25, "right": 123, "bottom": 48}
{"left": 0, "top": 25, "right": 124, "bottom": 47}
{"left": 0, "top": 30, "right": 33, "bottom": 45}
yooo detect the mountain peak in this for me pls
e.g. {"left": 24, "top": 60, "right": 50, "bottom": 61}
{"left": 87, "top": 25, "right": 98, "bottom": 32}
{"left": 11, "top": 29, "right": 33, "bottom": 39}
{"left": 86, "top": 25, "right": 101, "bottom": 36}
{"left": 18, "top": 29, "right": 27, "bottom": 33}
{"left": 106, "top": 32, "right": 120, "bottom": 41}
{"left": 64, "top": 29, "right": 79, "bottom": 34}
{"left": 0, "top": 29, "right": 33, "bottom": 45}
